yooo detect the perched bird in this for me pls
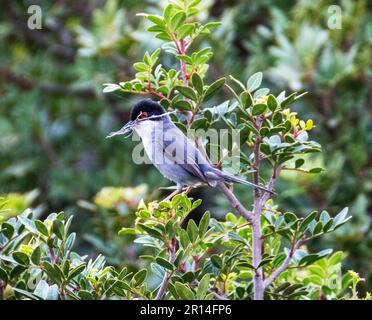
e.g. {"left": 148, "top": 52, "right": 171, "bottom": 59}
{"left": 107, "top": 99, "right": 272, "bottom": 199}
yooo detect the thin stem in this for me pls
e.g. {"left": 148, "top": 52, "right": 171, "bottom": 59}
{"left": 252, "top": 219, "right": 264, "bottom": 300}
{"left": 155, "top": 238, "right": 177, "bottom": 300}
{"left": 251, "top": 119, "right": 265, "bottom": 300}
{"left": 263, "top": 239, "right": 304, "bottom": 288}
{"left": 208, "top": 288, "right": 228, "bottom": 300}
{"left": 0, "top": 281, "right": 5, "bottom": 300}
{"left": 217, "top": 182, "right": 254, "bottom": 224}
{"left": 48, "top": 246, "right": 57, "bottom": 264}
{"left": 178, "top": 38, "right": 188, "bottom": 86}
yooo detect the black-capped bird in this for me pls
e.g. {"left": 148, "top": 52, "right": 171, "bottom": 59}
{"left": 107, "top": 99, "right": 272, "bottom": 199}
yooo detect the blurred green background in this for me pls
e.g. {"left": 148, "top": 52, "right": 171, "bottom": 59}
{"left": 0, "top": 0, "right": 371, "bottom": 291}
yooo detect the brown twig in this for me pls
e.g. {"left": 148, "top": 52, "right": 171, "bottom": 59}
{"left": 217, "top": 182, "right": 254, "bottom": 224}
{"left": 263, "top": 239, "right": 304, "bottom": 289}
{"left": 155, "top": 238, "right": 176, "bottom": 300}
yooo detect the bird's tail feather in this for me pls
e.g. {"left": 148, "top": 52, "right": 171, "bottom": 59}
{"left": 221, "top": 172, "right": 275, "bottom": 195}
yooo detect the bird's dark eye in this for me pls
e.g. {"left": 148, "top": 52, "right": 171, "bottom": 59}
{"left": 138, "top": 111, "right": 148, "bottom": 120}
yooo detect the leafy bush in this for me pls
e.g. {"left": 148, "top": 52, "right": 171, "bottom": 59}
{"left": 0, "top": 195, "right": 369, "bottom": 300}
{"left": 1, "top": 0, "right": 370, "bottom": 300}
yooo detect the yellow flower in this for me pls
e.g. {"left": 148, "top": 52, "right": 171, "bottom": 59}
{"left": 300, "top": 119, "right": 315, "bottom": 131}
{"left": 19, "top": 244, "right": 34, "bottom": 256}
{"left": 255, "top": 95, "right": 268, "bottom": 105}
{"left": 290, "top": 116, "right": 299, "bottom": 128}
{"left": 283, "top": 108, "right": 297, "bottom": 120}
{"left": 306, "top": 119, "right": 314, "bottom": 130}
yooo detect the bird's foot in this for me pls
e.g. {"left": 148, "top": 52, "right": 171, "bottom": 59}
{"left": 183, "top": 186, "right": 193, "bottom": 196}
{"left": 161, "top": 186, "right": 192, "bottom": 202}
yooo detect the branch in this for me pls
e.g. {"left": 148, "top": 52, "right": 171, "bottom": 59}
{"left": 0, "top": 281, "right": 5, "bottom": 300}
{"left": 155, "top": 238, "right": 176, "bottom": 300}
{"left": 263, "top": 239, "right": 304, "bottom": 289}
{"left": 208, "top": 288, "right": 228, "bottom": 300}
{"left": 217, "top": 182, "right": 254, "bottom": 224}
{"left": 260, "top": 165, "right": 282, "bottom": 206}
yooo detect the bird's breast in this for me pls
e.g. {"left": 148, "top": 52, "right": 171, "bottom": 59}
{"left": 134, "top": 120, "right": 164, "bottom": 163}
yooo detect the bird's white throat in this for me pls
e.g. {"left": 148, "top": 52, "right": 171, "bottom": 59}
{"left": 134, "top": 120, "right": 164, "bottom": 163}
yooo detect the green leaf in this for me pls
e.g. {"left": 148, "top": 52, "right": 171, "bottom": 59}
{"left": 191, "top": 199, "right": 202, "bottom": 210}
{"left": 155, "top": 32, "right": 172, "bottom": 41}
{"left": 68, "top": 263, "right": 86, "bottom": 280}
{"left": 133, "top": 62, "right": 148, "bottom": 72}
{"left": 173, "top": 100, "right": 193, "bottom": 111}
{"left": 284, "top": 212, "right": 298, "bottom": 224}
{"left": 247, "top": 72, "right": 262, "bottom": 92}
{"left": 312, "top": 221, "right": 323, "bottom": 235}
{"left": 52, "top": 220, "right": 64, "bottom": 240}
{"left": 2, "top": 222, "right": 14, "bottom": 239}
{"left": 178, "top": 23, "right": 195, "bottom": 39}
{"left": 12, "top": 251, "right": 30, "bottom": 266}
{"left": 35, "top": 220, "right": 49, "bottom": 237}
{"left": 203, "top": 78, "right": 226, "bottom": 101}
{"left": 174, "top": 282, "right": 195, "bottom": 300}
{"left": 240, "top": 91, "right": 253, "bottom": 108}
{"left": 281, "top": 92, "right": 297, "bottom": 108}
{"left": 196, "top": 274, "right": 210, "bottom": 299}
{"left": 118, "top": 227, "right": 137, "bottom": 236}
{"left": 170, "top": 12, "right": 186, "bottom": 31}
{"left": 309, "top": 167, "right": 323, "bottom": 174}
{"left": 174, "top": 249, "right": 184, "bottom": 267}
{"left": 13, "top": 288, "right": 42, "bottom": 300}
{"left": 138, "top": 224, "right": 163, "bottom": 240}
{"left": 31, "top": 246, "right": 41, "bottom": 265}
{"left": 133, "top": 268, "right": 147, "bottom": 286}
{"left": 258, "top": 257, "right": 273, "bottom": 268}
{"left": 253, "top": 88, "right": 269, "bottom": 99}
{"left": 17, "top": 215, "right": 38, "bottom": 234}
{"left": 252, "top": 104, "right": 267, "bottom": 116}
{"left": 192, "top": 73, "right": 204, "bottom": 95}
{"left": 198, "top": 212, "right": 210, "bottom": 238}
{"left": 329, "top": 251, "right": 344, "bottom": 265}
{"left": 34, "top": 280, "right": 59, "bottom": 300}
{"left": 210, "top": 255, "right": 223, "bottom": 268}
{"left": 300, "top": 211, "right": 318, "bottom": 232}
{"left": 156, "top": 257, "right": 174, "bottom": 271}
{"left": 295, "top": 159, "right": 305, "bottom": 168}
{"left": 201, "top": 22, "right": 222, "bottom": 32}
{"left": 333, "top": 207, "right": 351, "bottom": 229}
{"left": 187, "top": 219, "right": 199, "bottom": 243}
{"left": 179, "top": 229, "right": 190, "bottom": 248}
{"left": 43, "top": 261, "right": 64, "bottom": 283}
{"left": 283, "top": 284, "right": 303, "bottom": 296}
{"left": 64, "top": 232, "right": 76, "bottom": 252}
{"left": 267, "top": 94, "right": 278, "bottom": 111}
{"left": 146, "top": 15, "right": 165, "bottom": 26}
{"left": 0, "top": 267, "right": 8, "bottom": 282}
{"left": 175, "top": 86, "right": 198, "bottom": 101}
{"left": 102, "top": 83, "right": 121, "bottom": 93}
{"left": 78, "top": 290, "right": 94, "bottom": 300}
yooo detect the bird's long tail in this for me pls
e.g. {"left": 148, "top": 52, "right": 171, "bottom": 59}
{"left": 220, "top": 172, "right": 275, "bottom": 195}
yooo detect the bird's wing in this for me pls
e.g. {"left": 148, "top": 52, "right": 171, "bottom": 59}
{"left": 155, "top": 126, "right": 208, "bottom": 183}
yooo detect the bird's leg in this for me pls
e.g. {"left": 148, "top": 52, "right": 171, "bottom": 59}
{"left": 162, "top": 185, "right": 183, "bottom": 202}
{"left": 183, "top": 186, "right": 193, "bottom": 196}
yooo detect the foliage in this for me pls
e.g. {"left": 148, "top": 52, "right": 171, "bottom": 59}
{"left": 0, "top": 0, "right": 370, "bottom": 299}
{"left": 1, "top": 196, "right": 369, "bottom": 300}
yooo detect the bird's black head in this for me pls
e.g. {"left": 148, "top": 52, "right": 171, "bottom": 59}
{"left": 130, "top": 99, "right": 166, "bottom": 121}
{"left": 106, "top": 99, "right": 166, "bottom": 139}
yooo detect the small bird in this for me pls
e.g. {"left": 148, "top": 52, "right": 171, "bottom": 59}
{"left": 107, "top": 99, "right": 272, "bottom": 199}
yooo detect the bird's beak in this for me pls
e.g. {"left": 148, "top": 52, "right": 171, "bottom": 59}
{"left": 106, "top": 121, "right": 134, "bottom": 139}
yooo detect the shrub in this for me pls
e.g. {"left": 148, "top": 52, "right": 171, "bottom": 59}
{"left": 0, "top": 0, "right": 370, "bottom": 300}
